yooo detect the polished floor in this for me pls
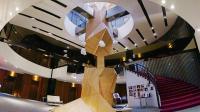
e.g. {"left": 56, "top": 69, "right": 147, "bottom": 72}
{"left": 0, "top": 93, "right": 53, "bottom": 112}
{"left": 0, "top": 92, "right": 199, "bottom": 112}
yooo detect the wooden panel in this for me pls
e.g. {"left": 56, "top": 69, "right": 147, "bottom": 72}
{"left": 0, "top": 68, "right": 81, "bottom": 103}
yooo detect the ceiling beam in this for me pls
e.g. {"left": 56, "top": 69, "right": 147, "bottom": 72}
{"left": 162, "top": 6, "right": 168, "bottom": 27}
{"left": 19, "top": 13, "right": 63, "bottom": 30}
{"left": 51, "top": 0, "right": 67, "bottom": 8}
{"left": 32, "top": 5, "right": 61, "bottom": 19}
{"left": 137, "top": 0, "right": 157, "bottom": 38}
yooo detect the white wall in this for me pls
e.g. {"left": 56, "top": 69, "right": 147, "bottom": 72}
{"left": 150, "top": 0, "right": 200, "bottom": 52}
{"left": 0, "top": 42, "right": 51, "bottom": 78}
{"left": 125, "top": 70, "right": 158, "bottom": 108}
{"left": 0, "top": 0, "right": 41, "bottom": 30}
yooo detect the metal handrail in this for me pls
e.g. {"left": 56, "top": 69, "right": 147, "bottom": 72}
{"left": 125, "top": 63, "right": 161, "bottom": 108}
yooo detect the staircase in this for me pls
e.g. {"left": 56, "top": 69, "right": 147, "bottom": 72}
{"left": 156, "top": 76, "right": 200, "bottom": 112}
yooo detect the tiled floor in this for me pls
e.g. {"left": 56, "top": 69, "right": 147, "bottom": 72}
{"left": 0, "top": 93, "right": 53, "bottom": 112}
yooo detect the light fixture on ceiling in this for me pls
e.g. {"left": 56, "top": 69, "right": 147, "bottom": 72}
{"left": 66, "top": 46, "right": 70, "bottom": 49}
{"left": 32, "top": 75, "right": 40, "bottom": 82}
{"left": 164, "top": 16, "right": 167, "bottom": 19}
{"left": 31, "top": 17, "right": 35, "bottom": 20}
{"left": 63, "top": 50, "right": 68, "bottom": 53}
{"left": 122, "top": 56, "right": 126, "bottom": 62}
{"left": 15, "top": 7, "right": 19, "bottom": 11}
{"left": 134, "top": 43, "right": 137, "bottom": 47}
{"left": 197, "top": 28, "right": 200, "bottom": 32}
{"left": 170, "top": 4, "right": 175, "bottom": 10}
{"left": 137, "top": 53, "right": 142, "bottom": 58}
{"left": 161, "top": 0, "right": 166, "bottom": 5}
{"left": 44, "top": 54, "right": 48, "bottom": 57}
{"left": 168, "top": 43, "right": 173, "bottom": 49}
{"left": 73, "top": 60, "right": 79, "bottom": 62}
{"left": 143, "top": 39, "right": 146, "bottom": 42}
{"left": 10, "top": 71, "right": 16, "bottom": 77}
{"left": 99, "top": 40, "right": 106, "bottom": 47}
{"left": 72, "top": 83, "right": 76, "bottom": 88}
{"left": 151, "top": 27, "right": 154, "bottom": 30}
{"left": 63, "top": 54, "right": 68, "bottom": 58}
{"left": 125, "top": 47, "right": 128, "bottom": 50}
{"left": 9, "top": 12, "right": 13, "bottom": 16}
{"left": 48, "top": 32, "right": 52, "bottom": 35}
{"left": 113, "top": 39, "right": 118, "bottom": 44}
{"left": 153, "top": 33, "right": 157, "bottom": 36}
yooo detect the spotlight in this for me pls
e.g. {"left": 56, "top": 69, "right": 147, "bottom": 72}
{"left": 137, "top": 53, "right": 142, "bottom": 58}
{"left": 170, "top": 4, "right": 175, "bottom": 10}
{"left": 122, "top": 56, "right": 126, "bottom": 62}
{"left": 197, "top": 28, "right": 200, "bottom": 32}
{"left": 161, "top": 0, "right": 166, "bottom": 5}
{"left": 72, "top": 83, "right": 76, "bottom": 88}
{"left": 64, "top": 54, "right": 68, "bottom": 58}
{"left": 32, "top": 75, "right": 40, "bottom": 81}
{"left": 63, "top": 50, "right": 68, "bottom": 53}
{"left": 10, "top": 71, "right": 16, "bottom": 77}
{"left": 168, "top": 43, "right": 173, "bottom": 49}
{"left": 9, "top": 12, "right": 13, "bottom": 16}
{"left": 15, "top": 7, "right": 19, "bottom": 11}
{"left": 113, "top": 40, "right": 118, "bottom": 44}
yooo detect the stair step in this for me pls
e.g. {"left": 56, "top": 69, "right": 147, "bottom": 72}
{"left": 156, "top": 76, "right": 200, "bottom": 111}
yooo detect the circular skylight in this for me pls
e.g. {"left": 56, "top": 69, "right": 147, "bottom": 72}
{"left": 64, "top": 2, "right": 134, "bottom": 42}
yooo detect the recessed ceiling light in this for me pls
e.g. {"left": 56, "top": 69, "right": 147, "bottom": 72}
{"left": 161, "top": 0, "right": 166, "bottom": 5}
{"left": 137, "top": 53, "right": 142, "bottom": 58}
{"left": 44, "top": 54, "right": 48, "bottom": 57}
{"left": 125, "top": 47, "right": 128, "bottom": 50}
{"left": 197, "top": 28, "right": 200, "bottom": 32}
{"left": 9, "top": 12, "right": 13, "bottom": 16}
{"left": 15, "top": 7, "right": 19, "bottom": 11}
{"left": 151, "top": 27, "right": 154, "bottom": 30}
{"left": 153, "top": 33, "right": 157, "bottom": 36}
{"left": 73, "top": 60, "right": 79, "bottom": 62}
{"left": 66, "top": 46, "right": 70, "bottom": 49}
{"left": 168, "top": 43, "right": 173, "bottom": 49}
{"left": 170, "top": 4, "right": 175, "bottom": 10}
{"left": 134, "top": 43, "right": 137, "bottom": 47}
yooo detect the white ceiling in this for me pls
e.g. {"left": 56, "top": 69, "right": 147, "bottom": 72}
{"left": 9, "top": 0, "right": 177, "bottom": 53}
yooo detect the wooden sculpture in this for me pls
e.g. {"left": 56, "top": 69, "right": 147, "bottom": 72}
{"left": 53, "top": 4, "right": 116, "bottom": 112}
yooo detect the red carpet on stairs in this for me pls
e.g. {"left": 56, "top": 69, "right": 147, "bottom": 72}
{"left": 156, "top": 76, "right": 200, "bottom": 112}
